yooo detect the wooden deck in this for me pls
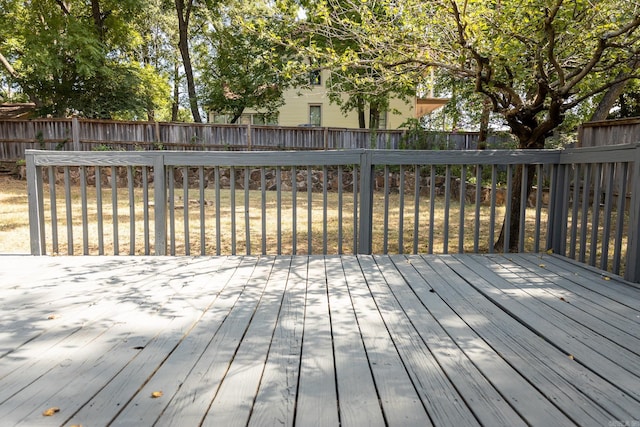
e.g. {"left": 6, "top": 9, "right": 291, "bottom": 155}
{"left": 0, "top": 254, "right": 639, "bottom": 426}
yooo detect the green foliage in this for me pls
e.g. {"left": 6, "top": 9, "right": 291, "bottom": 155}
{"left": 196, "top": 0, "right": 307, "bottom": 122}
{"left": 0, "top": 0, "right": 171, "bottom": 119}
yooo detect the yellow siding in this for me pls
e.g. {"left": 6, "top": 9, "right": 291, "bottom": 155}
{"left": 241, "top": 70, "right": 416, "bottom": 129}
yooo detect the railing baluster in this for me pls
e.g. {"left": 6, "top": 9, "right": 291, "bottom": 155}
{"left": 429, "top": 165, "right": 435, "bottom": 254}
{"left": 111, "top": 166, "right": 119, "bottom": 255}
{"left": 276, "top": 166, "right": 282, "bottom": 255}
{"left": 127, "top": 166, "right": 135, "bottom": 255}
{"left": 578, "top": 164, "right": 591, "bottom": 263}
{"left": 142, "top": 167, "right": 149, "bottom": 255}
{"left": 398, "top": 164, "right": 405, "bottom": 254}
{"left": 230, "top": 166, "right": 236, "bottom": 255}
{"left": 64, "top": 166, "right": 73, "bottom": 255}
{"left": 503, "top": 164, "right": 513, "bottom": 253}
{"left": 589, "top": 163, "right": 603, "bottom": 266}
{"left": 79, "top": 166, "right": 89, "bottom": 255}
{"left": 352, "top": 165, "right": 358, "bottom": 255}
{"left": 261, "top": 167, "right": 267, "bottom": 255}
{"left": 473, "top": 165, "right": 482, "bottom": 253}
{"left": 169, "top": 167, "right": 176, "bottom": 256}
{"left": 245, "top": 166, "right": 251, "bottom": 255}
{"left": 292, "top": 165, "right": 297, "bottom": 254}
{"left": 459, "top": 164, "right": 466, "bottom": 253}
{"left": 383, "top": 165, "right": 389, "bottom": 254}
{"left": 600, "top": 163, "right": 615, "bottom": 271}
{"left": 489, "top": 165, "right": 497, "bottom": 254}
{"left": 307, "top": 166, "right": 312, "bottom": 255}
{"left": 613, "top": 162, "right": 628, "bottom": 275}
{"left": 215, "top": 166, "right": 221, "bottom": 255}
{"left": 338, "top": 165, "right": 343, "bottom": 254}
{"left": 534, "top": 164, "right": 543, "bottom": 253}
{"left": 569, "top": 164, "right": 581, "bottom": 258}
{"left": 48, "top": 166, "right": 58, "bottom": 254}
{"left": 323, "top": 165, "right": 328, "bottom": 254}
{"left": 518, "top": 164, "right": 528, "bottom": 252}
{"left": 96, "top": 167, "right": 104, "bottom": 255}
{"left": 183, "top": 166, "right": 190, "bottom": 256}
{"left": 199, "top": 166, "right": 205, "bottom": 255}
{"left": 443, "top": 165, "right": 451, "bottom": 254}
{"left": 414, "top": 164, "right": 420, "bottom": 254}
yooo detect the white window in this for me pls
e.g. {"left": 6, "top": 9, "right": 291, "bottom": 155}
{"left": 309, "top": 105, "right": 322, "bottom": 126}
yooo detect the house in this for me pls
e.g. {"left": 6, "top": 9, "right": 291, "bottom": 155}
{"left": 209, "top": 70, "right": 447, "bottom": 128}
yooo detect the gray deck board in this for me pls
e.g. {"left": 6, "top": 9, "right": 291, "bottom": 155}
{"left": 0, "top": 254, "right": 639, "bottom": 426}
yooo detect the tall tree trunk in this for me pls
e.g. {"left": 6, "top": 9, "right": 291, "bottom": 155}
{"left": 369, "top": 103, "right": 380, "bottom": 130}
{"left": 171, "top": 61, "right": 180, "bottom": 121}
{"left": 175, "top": 0, "right": 202, "bottom": 123}
{"left": 477, "top": 96, "right": 491, "bottom": 149}
{"left": 357, "top": 95, "right": 366, "bottom": 128}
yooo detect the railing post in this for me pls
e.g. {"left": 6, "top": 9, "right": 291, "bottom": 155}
{"left": 358, "top": 150, "right": 374, "bottom": 254}
{"left": 547, "top": 163, "right": 566, "bottom": 254}
{"left": 153, "top": 153, "right": 167, "bottom": 255}
{"left": 26, "top": 150, "right": 46, "bottom": 255}
{"left": 625, "top": 143, "right": 640, "bottom": 282}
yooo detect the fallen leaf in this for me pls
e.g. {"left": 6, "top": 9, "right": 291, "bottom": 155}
{"left": 602, "top": 276, "right": 611, "bottom": 281}
{"left": 568, "top": 354, "right": 574, "bottom": 360}
{"left": 546, "top": 249, "right": 553, "bottom": 254}
{"left": 559, "top": 297, "right": 569, "bottom": 303}
{"left": 47, "top": 314, "right": 59, "bottom": 320}
{"left": 539, "top": 264, "right": 546, "bottom": 268}
{"left": 42, "top": 407, "right": 60, "bottom": 416}
{"left": 151, "top": 391, "right": 163, "bottom": 398}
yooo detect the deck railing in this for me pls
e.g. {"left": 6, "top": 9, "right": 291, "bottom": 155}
{"left": 26, "top": 143, "right": 640, "bottom": 282}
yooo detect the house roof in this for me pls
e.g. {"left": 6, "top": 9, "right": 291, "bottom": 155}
{"left": 415, "top": 98, "right": 449, "bottom": 117}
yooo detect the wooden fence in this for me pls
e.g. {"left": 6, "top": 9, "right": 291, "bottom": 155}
{"left": 0, "top": 118, "right": 514, "bottom": 160}
{"left": 579, "top": 117, "right": 640, "bottom": 147}
{"left": 26, "top": 143, "right": 640, "bottom": 282}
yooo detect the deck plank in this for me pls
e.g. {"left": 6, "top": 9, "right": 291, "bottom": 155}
{"left": 432, "top": 255, "right": 640, "bottom": 422}
{"left": 248, "top": 256, "right": 306, "bottom": 427}
{"left": 0, "top": 254, "right": 639, "bottom": 426}
{"left": 450, "top": 255, "right": 640, "bottom": 396}
{"left": 65, "top": 257, "right": 236, "bottom": 426}
{"left": 340, "top": 255, "right": 432, "bottom": 426}
{"left": 295, "top": 256, "right": 340, "bottom": 426}
{"left": 358, "top": 255, "right": 480, "bottom": 427}
{"left": 375, "top": 255, "right": 527, "bottom": 427}
{"left": 325, "top": 255, "right": 386, "bottom": 427}
{"left": 202, "top": 256, "right": 291, "bottom": 426}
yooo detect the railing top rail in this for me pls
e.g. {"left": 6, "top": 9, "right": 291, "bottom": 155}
{"left": 559, "top": 142, "right": 640, "bottom": 163}
{"left": 26, "top": 143, "right": 640, "bottom": 168}
{"left": 26, "top": 150, "right": 158, "bottom": 167}
{"left": 370, "top": 148, "right": 563, "bottom": 165}
{"left": 161, "top": 150, "right": 365, "bottom": 167}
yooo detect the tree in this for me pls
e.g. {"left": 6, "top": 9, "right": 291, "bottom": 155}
{"left": 175, "top": 0, "right": 202, "bottom": 122}
{"left": 0, "top": 0, "right": 170, "bottom": 118}
{"left": 289, "top": 0, "right": 640, "bottom": 251}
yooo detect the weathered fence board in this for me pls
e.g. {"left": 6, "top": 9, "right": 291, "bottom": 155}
{"left": 1, "top": 118, "right": 515, "bottom": 160}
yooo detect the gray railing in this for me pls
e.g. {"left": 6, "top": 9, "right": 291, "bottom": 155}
{"left": 26, "top": 143, "right": 640, "bottom": 282}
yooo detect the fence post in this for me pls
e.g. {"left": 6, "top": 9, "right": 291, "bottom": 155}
{"left": 153, "top": 153, "right": 167, "bottom": 255}
{"left": 625, "top": 143, "right": 640, "bottom": 282}
{"left": 358, "top": 150, "right": 374, "bottom": 254}
{"left": 72, "top": 116, "right": 81, "bottom": 150}
{"left": 26, "top": 150, "right": 46, "bottom": 255}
